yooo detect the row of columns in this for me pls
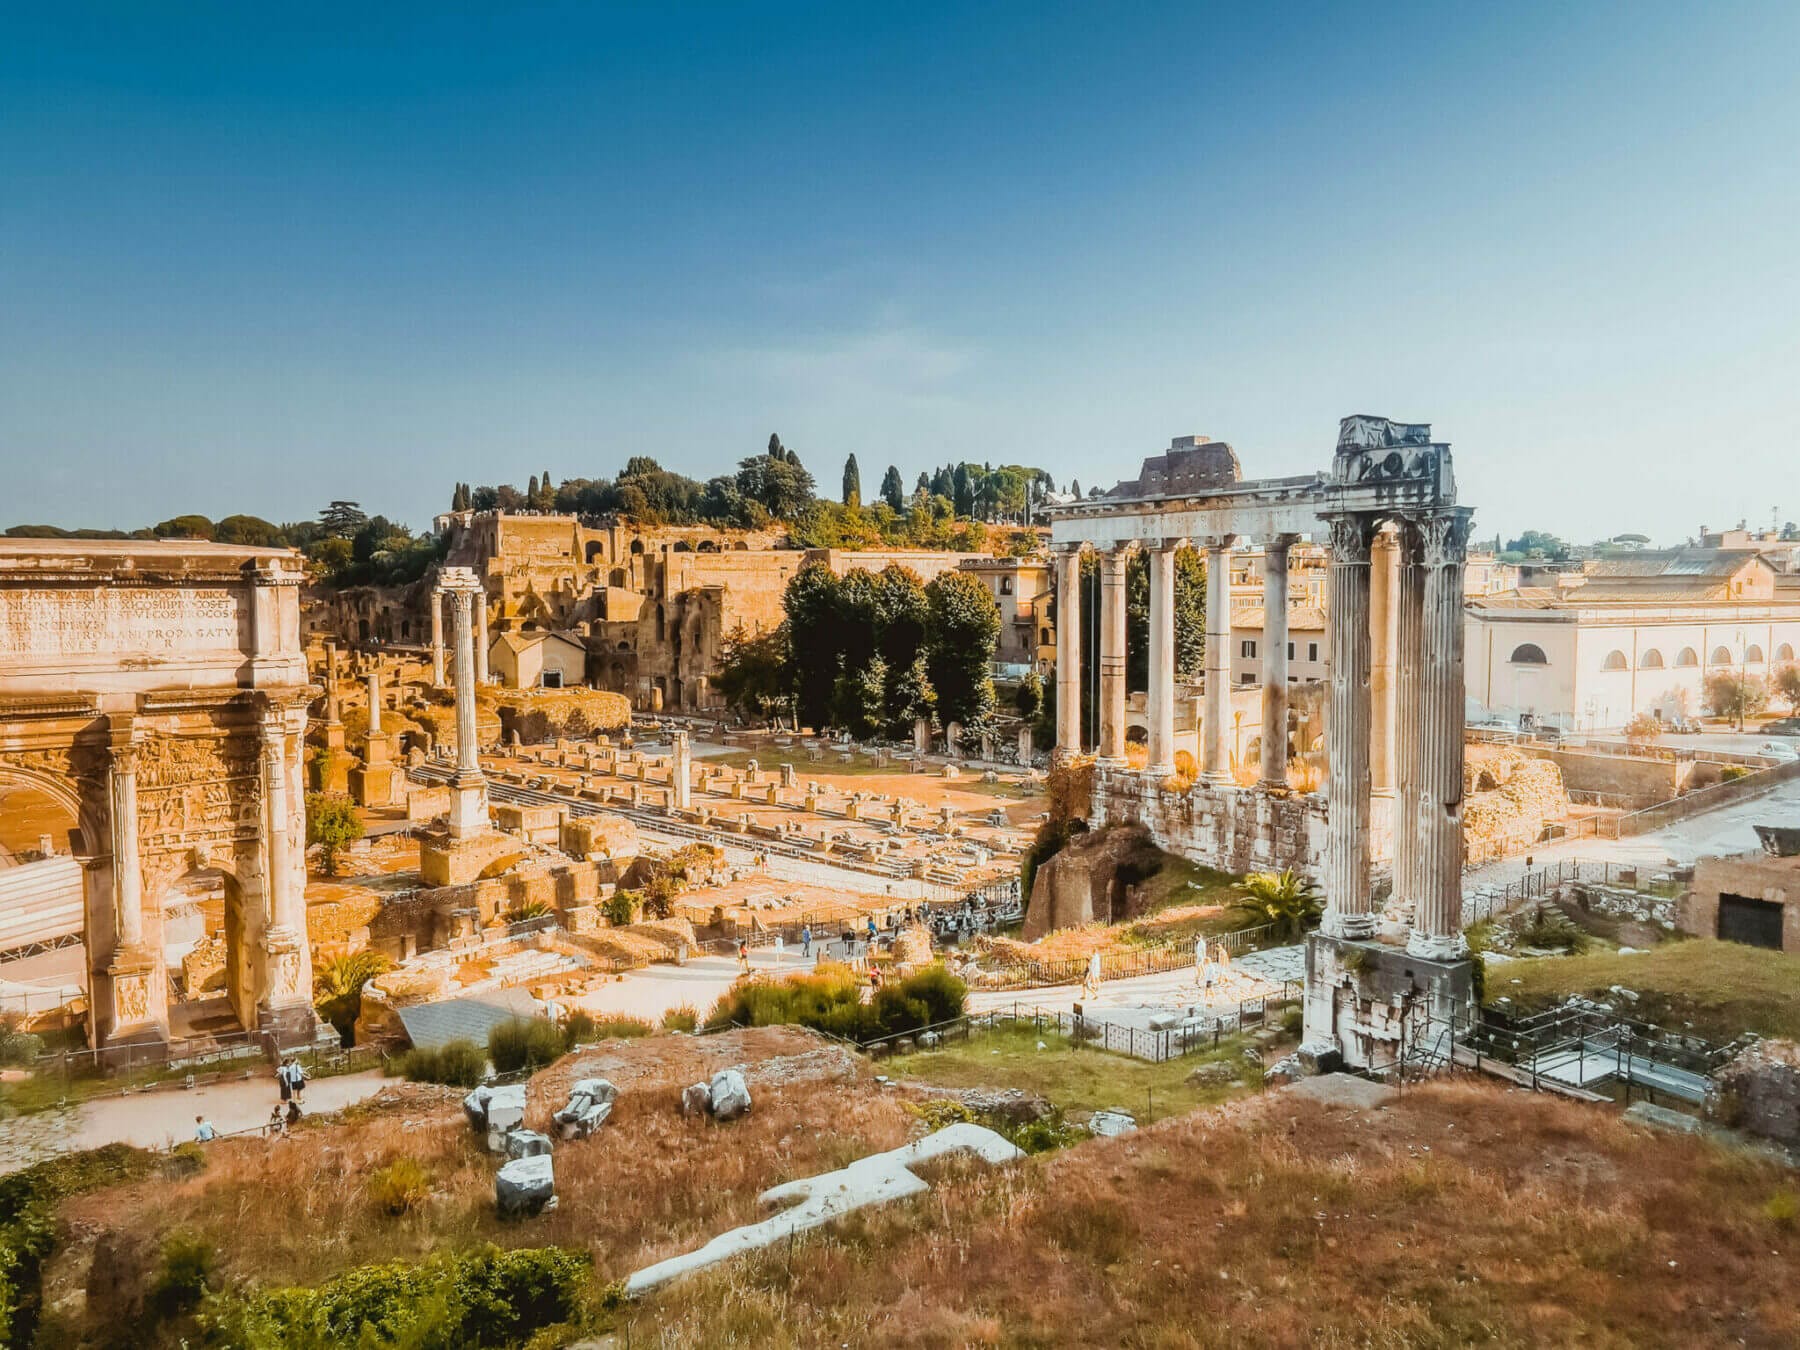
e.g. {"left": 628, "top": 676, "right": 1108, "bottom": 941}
{"left": 1320, "top": 509, "right": 1473, "bottom": 958}
{"left": 1053, "top": 537, "right": 1295, "bottom": 788}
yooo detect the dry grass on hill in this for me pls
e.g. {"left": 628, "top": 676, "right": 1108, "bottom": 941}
{"left": 615, "top": 1078, "right": 1800, "bottom": 1348}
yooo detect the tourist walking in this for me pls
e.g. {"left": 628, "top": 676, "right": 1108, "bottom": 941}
{"left": 193, "top": 1114, "right": 216, "bottom": 1143}
{"left": 737, "top": 939, "right": 750, "bottom": 974}
{"left": 801, "top": 923, "right": 813, "bottom": 960}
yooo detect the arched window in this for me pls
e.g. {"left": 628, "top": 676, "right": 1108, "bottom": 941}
{"left": 1710, "top": 646, "right": 1733, "bottom": 666}
{"left": 1675, "top": 647, "right": 1699, "bottom": 667}
{"left": 1601, "top": 650, "right": 1628, "bottom": 671}
{"left": 1746, "top": 644, "right": 1765, "bottom": 664}
{"left": 1639, "top": 649, "right": 1664, "bottom": 669}
{"left": 1779, "top": 643, "right": 1796, "bottom": 662}
{"left": 629, "top": 539, "right": 645, "bottom": 555}
{"left": 584, "top": 541, "right": 605, "bottom": 564}
{"left": 1509, "top": 643, "right": 1548, "bottom": 665}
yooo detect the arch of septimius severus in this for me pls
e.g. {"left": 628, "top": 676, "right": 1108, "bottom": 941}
{"left": 1046, "top": 416, "right": 1476, "bottom": 1069}
{"left": 0, "top": 541, "right": 320, "bottom": 1049}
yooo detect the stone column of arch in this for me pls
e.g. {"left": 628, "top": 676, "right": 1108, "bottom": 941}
{"left": 430, "top": 588, "right": 447, "bottom": 687}
{"left": 1408, "top": 508, "right": 1474, "bottom": 959}
{"left": 1145, "top": 539, "right": 1180, "bottom": 778}
{"left": 1386, "top": 520, "right": 1424, "bottom": 935}
{"left": 1321, "top": 514, "right": 1376, "bottom": 938}
{"left": 1259, "top": 536, "right": 1295, "bottom": 788}
{"left": 256, "top": 707, "right": 315, "bottom": 1037}
{"left": 1202, "top": 537, "right": 1236, "bottom": 782}
{"left": 1097, "top": 546, "right": 1129, "bottom": 765}
{"left": 107, "top": 744, "right": 144, "bottom": 951}
{"left": 1053, "top": 546, "right": 1083, "bottom": 757}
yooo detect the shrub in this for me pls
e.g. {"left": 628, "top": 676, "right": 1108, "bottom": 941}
{"left": 488, "top": 1018, "right": 567, "bottom": 1074}
{"left": 602, "top": 890, "right": 639, "bottom": 927}
{"left": 1722, "top": 765, "right": 1751, "bottom": 783}
{"left": 661, "top": 1004, "right": 699, "bottom": 1033}
{"left": 1765, "top": 1189, "right": 1798, "bottom": 1227}
{"left": 561, "top": 1010, "right": 597, "bottom": 1048}
{"left": 589, "top": 1015, "right": 654, "bottom": 1040}
{"left": 313, "top": 951, "right": 390, "bottom": 1044}
{"left": 1516, "top": 906, "right": 1589, "bottom": 954}
{"left": 703, "top": 962, "right": 966, "bottom": 1044}
{"left": 149, "top": 1228, "right": 218, "bottom": 1320}
{"left": 0, "top": 1032, "right": 43, "bottom": 1067}
{"left": 367, "top": 1158, "right": 432, "bottom": 1217}
{"left": 198, "top": 1244, "right": 590, "bottom": 1349}
{"left": 397, "top": 1039, "right": 487, "bottom": 1088}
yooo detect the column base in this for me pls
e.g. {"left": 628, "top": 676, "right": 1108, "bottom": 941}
{"left": 1321, "top": 907, "right": 1377, "bottom": 941}
{"left": 1378, "top": 903, "right": 1415, "bottom": 942}
{"left": 447, "top": 776, "right": 491, "bottom": 838}
{"left": 1095, "top": 756, "right": 1127, "bottom": 771}
{"left": 1143, "top": 762, "right": 1174, "bottom": 781}
{"left": 1256, "top": 775, "right": 1290, "bottom": 793}
{"left": 1405, "top": 930, "right": 1468, "bottom": 962}
{"left": 1202, "top": 770, "right": 1233, "bottom": 787}
{"left": 103, "top": 948, "right": 168, "bottom": 1046}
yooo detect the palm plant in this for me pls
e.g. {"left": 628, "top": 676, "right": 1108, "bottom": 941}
{"left": 1231, "top": 869, "right": 1323, "bottom": 941}
{"left": 313, "top": 950, "right": 391, "bottom": 1042}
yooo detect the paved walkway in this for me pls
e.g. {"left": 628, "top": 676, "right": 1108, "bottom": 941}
{"left": 966, "top": 944, "right": 1306, "bottom": 1027}
{"left": 0, "top": 1067, "right": 390, "bottom": 1174}
{"left": 569, "top": 947, "right": 829, "bottom": 1025}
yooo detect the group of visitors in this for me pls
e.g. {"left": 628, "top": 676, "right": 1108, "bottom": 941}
{"left": 187, "top": 1056, "right": 310, "bottom": 1145}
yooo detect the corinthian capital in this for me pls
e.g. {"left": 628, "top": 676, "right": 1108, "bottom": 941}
{"left": 1418, "top": 510, "right": 1474, "bottom": 569}
{"left": 1325, "top": 514, "right": 1378, "bottom": 564}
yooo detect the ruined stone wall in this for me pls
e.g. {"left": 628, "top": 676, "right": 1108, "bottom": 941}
{"left": 1462, "top": 746, "right": 1569, "bottom": 867}
{"left": 1091, "top": 767, "right": 1326, "bottom": 878}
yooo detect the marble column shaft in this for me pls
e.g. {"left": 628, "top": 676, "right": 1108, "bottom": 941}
{"left": 1322, "top": 516, "right": 1375, "bottom": 937}
{"left": 1202, "top": 541, "right": 1234, "bottom": 780}
{"left": 1259, "top": 539, "right": 1291, "bottom": 787}
{"left": 1409, "top": 510, "right": 1473, "bottom": 957}
{"left": 452, "top": 589, "right": 481, "bottom": 777}
{"left": 430, "top": 591, "right": 446, "bottom": 686}
{"left": 325, "top": 643, "right": 342, "bottom": 724}
{"left": 474, "top": 588, "right": 490, "bottom": 685}
{"left": 263, "top": 728, "right": 301, "bottom": 932}
{"left": 367, "top": 670, "right": 384, "bottom": 735}
{"left": 1146, "top": 542, "right": 1177, "bottom": 777}
{"left": 109, "top": 747, "right": 144, "bottom": 949}
{"left": 1097, "top": 548, "right": 1128, "bottom": 763}
{"left": 1391, "top": 524, "right": 1424, "bottom": 929}
{"left": 1054, "top": 549, "right": 1083, "bottom": 755}
{"left": 1369, "top": 531, "right": 1398, "bottom": 794}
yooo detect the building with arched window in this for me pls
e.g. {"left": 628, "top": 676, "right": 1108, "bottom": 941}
{"left": 1465, "top": 548, "right": 1800, "bottom": 731}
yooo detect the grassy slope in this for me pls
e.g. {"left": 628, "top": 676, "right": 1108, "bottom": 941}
{"left": 1490, "top": 939, "right": 1800, "bottom": 1041}
{"left": 618, "top": 1078, "right": 1800, "bottom": 1347}
{"left": 884, "top": 1025, "right": 1263, "bottom": 1119}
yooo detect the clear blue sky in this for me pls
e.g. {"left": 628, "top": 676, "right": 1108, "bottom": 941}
{"left": 4, "top": 2, "right": 1796, "bottom": 544}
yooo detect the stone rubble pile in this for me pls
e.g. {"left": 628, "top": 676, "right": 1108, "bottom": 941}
{"left": 496, "top": 1154, "right": 557, "bottom": 1217}
{"left": 462, "top": 1083, "right": 528, "bottom": 1154}
{"left": 554, "top": 1077, "right": 619, "bottom": 1140}
{"left": 682, "top": 1067, "right": 753, "bottom": 1121}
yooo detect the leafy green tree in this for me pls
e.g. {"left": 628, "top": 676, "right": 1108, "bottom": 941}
{"left": 211, "top": 515, "right": 283, "bottom": 545}
{"left": 782, "top": 564, "right": 845, "bottom": 729}
{"left": 1704, "top": 671, "right": 1768, "bottom": 730}
{"left": 714, "top": 624, "right": 793, "bottom": 725}
{"left": 923, "top": 570, "right": 1000, "bottom": 733}
{"left": 832, "top": 654, "right": 887, "bottom": 739}
{"left": 1775, "top": 662, "right": 1800, "bottom": 715}
{"left": 884, "top": 653, "right": 935, "bottom": 736}
{"left": 152, "top": 514, "right": 215, "bottom": 540}
{"left": 319, "top": 501, "right": 368, "bottom": 538}
{"left": 1014, "top": 670, "right": 1045, "bottom": 723}
{"left": 1126, "top": 545, "right": 1206, "bottom": 687}
{"left": 1504, "top": 529, "right": 1568, "bottom": 560}
{"left": 305, "top": 792, "right": 364, "bottom": 876}
{"left": 842, "top": 454, "right": 862, "bottom": 508}
{"left": 737, "top": 444, "right": 816, "bottom": 520}
{"left": 880, "top": 465, "right": 905, "bottom": 512}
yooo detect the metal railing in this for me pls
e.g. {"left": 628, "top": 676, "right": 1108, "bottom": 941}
{"left": 997, "top": 921, "right": 1294, "bottom": 990}
{"left": 1460, "top": 856, "right": 1689, "bottom": 927}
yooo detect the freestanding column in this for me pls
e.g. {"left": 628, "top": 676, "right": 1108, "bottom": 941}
{"left": 441, "top": 571, "right": 492, "bottom": 838}
{"left": 1322, "top": 515, "right": 1376, "bottom": 939}
{"left": 1259, "top": 537, "right": 1293, "bottom": 787}
{"left": 367, "top": 669, "right": 384, "bottom": 735}
{"left": 1202, "top": 538, "right": 1236, "bottom": 782}
{"left": 1054, "top": 547, "right": 1084, "bottom": 757}
{"left": 1097, "top": 546, "right": 1129, "bottom": 765}
{"left": 474, "top": 587, "right": 490, "bottom": 685}
{"left": 108, "top": 745, "right": 144, "bottom": 950}
{"left": 1408, "top": 509, "right": 1474, "bottom": 959}
{"left": 1145, "top": 541, "right": 1178, "bottom": 778}
{"left": 1388, "top": 522, "right": 1424, "bottom": 934}
{"left": 672, "top": 730, "right": 692, "bottom": 810}
{"left": 324, "top": 642, "right": 342, "bottom": 725}
{"left": 430, "top": 589, "right": 446, "bottom": 686}
{"left": 1369, "top": 530, "right": 1398, "bottom": 795}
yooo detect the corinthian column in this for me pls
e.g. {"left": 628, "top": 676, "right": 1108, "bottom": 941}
{"left": 1054, "top": 547, "right": 1083, "bottom": 757}
{"left": 1369, "top": 529, "right": 1398, "bottom": 795}
{"left": 1388, "top": 521, "right": 1424, "bottom": 934}
{"left": 1322, "top": 514, "right": 1376, "bottom": 938}
{"left": 452, "top": 589, "right": 480, "bottom": 777}
{"left": 108, "top": 745, "right": 144, "bottom": 950}
{"left": 1409, "top": 508, "right": 1474, "bottom": 960}
{"left": 1145, "top": 541, "right": 1178, "bottom": 778}
{"left": 1097, "top": 546, "right": 1128, "bottom": 765}
{"left": 1260, "top": 537, "right": 1294, "bottom": 788}
{"left": 262, "top": 728, "right": 301, "bottom": 932}
{"left": 474, "top": 587, "right": 490, "bottom": 685}
{"left": 1202, "top": 538, "right": 1236, "bottom": 782}
{"left": 430, "top": 589, "right": 446, "bottom": 687}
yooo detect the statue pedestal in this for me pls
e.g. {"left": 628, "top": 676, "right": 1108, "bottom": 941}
{"left": 257, "top": 926, "right": 323, "bottom": 1048}
{"left": 100, "top": 947, "right": 168, "bottom": 1051}
{"left": 417, "top": 825, "right": 516, "bottom": 887}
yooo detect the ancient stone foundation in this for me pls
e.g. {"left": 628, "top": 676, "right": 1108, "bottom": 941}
{"left": 1301, "top": 932, "right": 1475, "bottom": 1074}
{"left": 1090, "top": 767, "right": 1326, "bottom": 879}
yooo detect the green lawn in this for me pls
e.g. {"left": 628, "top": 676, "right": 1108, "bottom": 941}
{"left": 882, "top": 1024, "right": 1271, "bottom": 1121}
{"left": 1488, "top": 939, "right": 1800, "bottom": 1041}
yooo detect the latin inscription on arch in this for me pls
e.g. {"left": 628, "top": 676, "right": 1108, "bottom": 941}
{"left": 0, "top": 587, "right": 246, "bottom": 658}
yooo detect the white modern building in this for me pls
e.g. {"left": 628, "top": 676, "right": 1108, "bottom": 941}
{"left": 1465, "top": 550, "right": 1800, "bottom": 730}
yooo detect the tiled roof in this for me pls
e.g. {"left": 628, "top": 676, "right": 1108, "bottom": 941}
{"left": 396, "top": 987, "right": 540, "bottom": 1051}
{"left": 1229, "top": 605, "right": 1327, "bottom": 630}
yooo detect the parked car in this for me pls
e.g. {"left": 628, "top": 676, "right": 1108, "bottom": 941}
{"left": 1665, "top": 715, "right": 1700, "bottom": 734}
{"left": 1755, "top": 741, "right": 1800, "bottom": 763}
{"left": 1531, "top": 725, "right": 1564, "bottom": 743}
{"left": 1764, "top": 717, "right": 1800, "bottom": 737}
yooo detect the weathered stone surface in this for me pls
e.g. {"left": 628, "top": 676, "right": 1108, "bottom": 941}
{"left": 1022, "top": 823, "right": 1164, "bottom": 940}
{"left": 473, "top": 1083, "right": 528, "bottom": 1152}
{"left": 1186, "top": 1061, "right": 1238, "bottom": 1088}
{"left": 496, "top": 1154, "right": 556, "bottom": 1217}
{"left": 505, "top": 1128, "right": 554, "bottom": 1159}
{"left": 1711, "top": 1039, "right": 1800, "bottom": 1146}
{"left": 959, "top": 1088, "right": 1053, "bottom": 1126}
{"left": 555, "top": 1077, "right": 618, "bottom": 1139}
{"left": 1296, "top": 1038, "right": 1345, "bottom": 1076}
{"left": 681, "top": 1081, "right": 711, "bottom": 1117}
{"left": 708, "top": 1068, "right": 752, "bottom": 1121}
{"left": 1088, "top": 1110, "right": 1136, "bottom": 1137}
